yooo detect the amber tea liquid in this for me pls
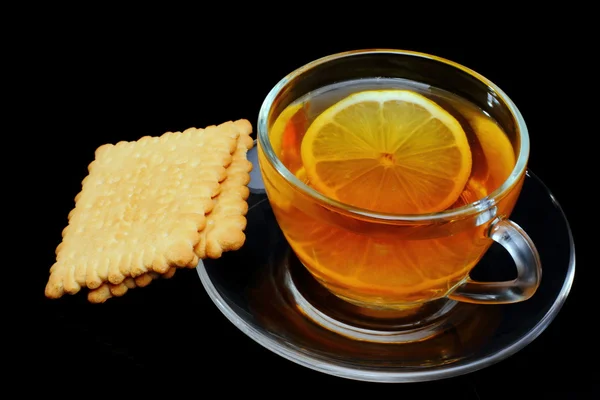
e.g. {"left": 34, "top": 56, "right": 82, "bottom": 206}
{"left": 259, "top": 78, "right": 521, "bottom": 309}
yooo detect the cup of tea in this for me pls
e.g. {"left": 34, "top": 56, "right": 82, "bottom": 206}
{"left": 256, "top": 49, "right": 541, "bottom": 312}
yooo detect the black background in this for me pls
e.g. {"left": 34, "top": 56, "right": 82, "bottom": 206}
{"left": 25, "top": 16, "right": 592, "bottom": 398}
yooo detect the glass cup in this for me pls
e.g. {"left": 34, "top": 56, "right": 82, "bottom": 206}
{"left": 256, "top": 49, "right": 541, "bottom": 313}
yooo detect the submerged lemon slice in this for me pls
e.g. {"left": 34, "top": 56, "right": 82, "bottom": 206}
{"left": 300, "top": 90, "right": 472, "bottom": 214}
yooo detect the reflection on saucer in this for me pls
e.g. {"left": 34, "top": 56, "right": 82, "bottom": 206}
{"left": 247, "top": 243, "right": 502, "bottom": 367}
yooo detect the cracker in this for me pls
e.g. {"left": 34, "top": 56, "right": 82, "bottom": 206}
{"left": 45, "top": 121, "right": 240, "bottom": 299}
{"left": 86, "top": 119, "right": 254, "bottom": 303}
{"left": 196, "top": 119, "right": 254, "bottom": 258}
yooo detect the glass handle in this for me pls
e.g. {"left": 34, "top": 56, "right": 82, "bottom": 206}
{"left": 448, "top": 218, "right": 542, "bottom": 304}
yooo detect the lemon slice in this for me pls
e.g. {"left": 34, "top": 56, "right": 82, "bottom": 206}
{"left": 300, "top": 90, "right": 472, "bottom": 214}
{"left": 455, "top": 102, "right": 515, "bottom": 190}
{"left": 269, "top": 101, "right": 309, "bottom": 176}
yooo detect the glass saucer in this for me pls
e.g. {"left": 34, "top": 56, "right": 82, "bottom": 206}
{"left": 196, "top": 169, "right": 575, "bottom": 383}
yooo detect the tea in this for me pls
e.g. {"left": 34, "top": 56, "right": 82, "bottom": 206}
{"left": 260, "top": 77, "right": 520, "bottom": 308}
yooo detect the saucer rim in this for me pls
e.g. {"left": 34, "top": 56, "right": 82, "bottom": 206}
{"left": 196, "top": 169, "right": 576, "bottom": 383}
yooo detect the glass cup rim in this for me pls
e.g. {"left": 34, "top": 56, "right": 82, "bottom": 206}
{"left": 257, "top": 48, "right": 530, "bottom": 222}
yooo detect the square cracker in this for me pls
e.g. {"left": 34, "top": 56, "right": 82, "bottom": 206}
{"left": 45, "top": 121, "right": 241, "bottom": 299}
{"left": 87, "top": 119, "right": 254, "bottom": 303}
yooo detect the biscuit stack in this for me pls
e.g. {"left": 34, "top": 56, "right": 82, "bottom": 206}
{"left": 45, "top": 119, "right": 254, "bottom": 303}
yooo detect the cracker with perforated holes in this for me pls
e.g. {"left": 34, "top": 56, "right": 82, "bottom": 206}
{"left": 86, "top": 119, "right": 254, "bottom": 303}
{"left": 45, "top": 120, "right": 242, "bottom": 300}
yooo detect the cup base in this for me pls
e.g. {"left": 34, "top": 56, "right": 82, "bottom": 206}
{"left": 287, "top": 253, "right": 470, "bottom": 343}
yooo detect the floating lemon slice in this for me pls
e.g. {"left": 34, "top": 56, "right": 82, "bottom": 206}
{"left": 300, "top": 90, "right": 472, "bottom": 214}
